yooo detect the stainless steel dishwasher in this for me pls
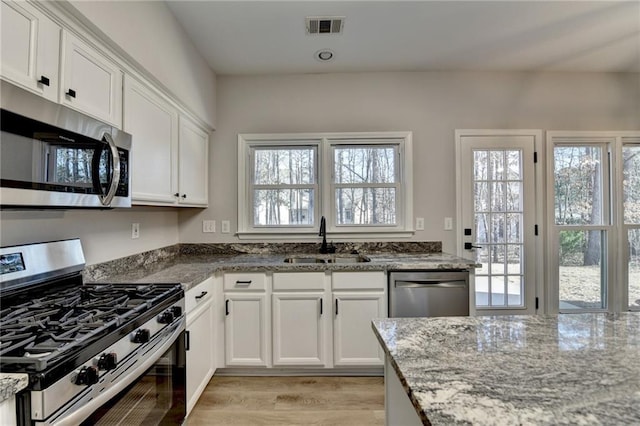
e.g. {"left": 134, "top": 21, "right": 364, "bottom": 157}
{"left": 388, "top": 270, "right": 470, "bottom": 317}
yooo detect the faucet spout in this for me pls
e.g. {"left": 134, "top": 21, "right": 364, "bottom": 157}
{"left": 319, "top": 216, "right": 328, "bottom": 253}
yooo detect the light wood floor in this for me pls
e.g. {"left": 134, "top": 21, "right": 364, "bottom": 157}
{"left": 187, "top": 376, "right": 385, "bottom": 426}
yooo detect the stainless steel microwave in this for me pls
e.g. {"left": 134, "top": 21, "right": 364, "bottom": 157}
{"left": 0, "top": 84, "right": 131, "bottom": 208}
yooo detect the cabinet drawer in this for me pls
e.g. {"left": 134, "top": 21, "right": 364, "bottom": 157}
{"left": 273, "top": 272, "right": 325, "bottom": 291}
{"left": 332, "top": 271, "right": 386, "bottom": 290}
{"left": 185, "top": 277, "right": 214, "bottom": 313}
{"left": 224, "top": 273, "right": 266, "bottom": 291}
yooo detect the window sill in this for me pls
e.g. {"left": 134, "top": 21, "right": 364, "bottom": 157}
{"left": 236, "top": 231, "right": 416, "bottom": 240}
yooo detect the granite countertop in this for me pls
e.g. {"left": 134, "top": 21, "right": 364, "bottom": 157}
{"left": 372, "top": 313, "right": 640, "bottom": 425}
{"left": 0, "top": 374, "right": 28, "bottom": 403}
{"left": 86, "top": 252, "right": 479, "bottom": 291}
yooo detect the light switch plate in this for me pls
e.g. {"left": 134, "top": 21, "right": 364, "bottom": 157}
{"left": 444, "top": 217, "right": 453, "bottom": 231}
{"left": 203, "top": 220, "right": 216, "bottom": 233}
{"left": 221, "top": 220, "right": 230, "bottom": 234}
{"left": 131, "top": 223, "right": 140, "bottom": 239}
{"left": 415, "top": 217, "right": 424, "bottom": 230}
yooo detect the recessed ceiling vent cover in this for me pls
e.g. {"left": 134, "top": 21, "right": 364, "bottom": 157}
{"left": 306, "top": 16, "right": 345, "bottom": 35}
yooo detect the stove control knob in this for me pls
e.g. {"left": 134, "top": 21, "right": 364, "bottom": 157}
{"left": 74, "top": 366, "right": 99, "bottom": 385}
{"left": 157, "top": 310, "right": 174, "bottom": 324}
{"left": 98, "top": 352, "right": 118, "bottom": 371}
{"left": 131, "top": 328, "right": 150, "bottom": 343}
{"left": 170, "top": 306, "right": 182, "bottom": 317}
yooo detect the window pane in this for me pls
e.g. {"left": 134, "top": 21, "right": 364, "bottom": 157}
{"left": 335, "top": 188, "right": 396, "bottom": 225}
{"left": 506, "top": 150, "right": 521, "bottom": 180}
{"left": 334, "top": 146, "right": 396, "bottom": 184}
{"left": 630, "top": 228, "right": 640, "bottom": 309}
{"left": 623, "top": 145, "right": 640, "bottom": 225}
{"left": 558, "top": 230, "right": 606, "bottom": 310}
{"left": 554, "top": 146, "right": 603, "bottom": 225}
{"left": 253, "top": 189, "right": 313, "bottom": 226}
{"left": 254, "top": 147, "right": 315, "bottom": 185}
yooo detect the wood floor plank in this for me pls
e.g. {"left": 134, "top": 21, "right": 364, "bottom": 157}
{"left": 187, "top": 409, "right": 384, "bottom": 426}
{"left": 188, "top": 376, "right": 385, "bottom": 425}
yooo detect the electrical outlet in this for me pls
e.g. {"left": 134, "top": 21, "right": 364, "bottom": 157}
{"left": 444, "top": 217, "right": 453, "bottom": 231}
{"left": 131, "top": 223, "right": 140, "bottom": 239}
{"left": 221, "top": 220, "right": 230, "bottom": 234}
{"left": 202, "top": 220, "right": 216, "bottom": 233}
{"left": 415, "top": 217, "right": 424, "bottom": 231}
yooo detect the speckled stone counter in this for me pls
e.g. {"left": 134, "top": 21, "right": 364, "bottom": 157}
{"left": 0, "top": 373, "right": 28, "bottom": 402}
{"left": 372, "top": 313, "right": 640, "bottom": 425}
{"left": 83, "top": 243, "right": 478, "bottom": 291}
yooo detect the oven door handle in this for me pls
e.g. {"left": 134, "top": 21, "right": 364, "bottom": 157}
{"left": 52, "top": 317, "right": 185, "bottom": 426}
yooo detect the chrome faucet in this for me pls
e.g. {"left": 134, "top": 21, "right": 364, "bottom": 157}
{"left": 319, "top": 216, "right": 328, "bottom": 253}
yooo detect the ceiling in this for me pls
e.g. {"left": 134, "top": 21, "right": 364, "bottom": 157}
{"left": 165, "top": 1, "right": 640, "bottom": 75}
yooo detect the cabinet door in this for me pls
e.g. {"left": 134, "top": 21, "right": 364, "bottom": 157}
{"left": 178, "top": 115, "right": 208, "bottom": 206}
{"left": 60, "top": 31, "right": 122, "bottom": 127}
{"left": 1, "top": 0, "right": 60, "bottom": 102}
{"left": 272, "top": 292, "right": 326, "bottom": 366}
{"left": 224, "top": 293, "right": 268, "bottom": 366}
{"left": 333, "top": 292, "right": 385, "bottom": 366}
{"left": 186, "top": 301, "right": 213, "bottom": 415}
{"left": 123, "top": 76, "right": 179, "bottom": 205}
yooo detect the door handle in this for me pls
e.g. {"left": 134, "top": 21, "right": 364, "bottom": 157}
{"left": 464, "top": 242, "right": 482, "bottom": 250}
{"left": 225, "top": 299, "right": 229, "bottom": 316}
{"left": 320, "top": 298, "right": 323, "bottom": 315}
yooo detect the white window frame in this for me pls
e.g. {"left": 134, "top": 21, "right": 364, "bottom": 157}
{"left": 546, "top": 131, "right": 640, "bottom": 314}
{"left": 238, "top": 132, "right": 413, "bottom": 239}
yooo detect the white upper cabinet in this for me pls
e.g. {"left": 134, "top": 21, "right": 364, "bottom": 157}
{"left": 178, "top": 115, "right": 209, "bottom": 206}
{"left": 60, "top": 30, "right": 122, "bottom": 127}
{"left": 1, "top": 0, "right": 60, "bottom": 102}
{"left": 123, "top": 75, "right": 179, "bottom": 205}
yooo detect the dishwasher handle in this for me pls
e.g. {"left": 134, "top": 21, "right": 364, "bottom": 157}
{"left": 395, "top": 280, "right": 467, "bottom": 289}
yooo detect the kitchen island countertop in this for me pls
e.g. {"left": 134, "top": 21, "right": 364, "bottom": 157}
{"left": 0, "top": 373, "right": 28, "bottom": 403}
{"left": 372, "top": 313, "right": 640, "bottom": 425}
{"left": 86, "top": 251, "right": 479, "bottom": 291}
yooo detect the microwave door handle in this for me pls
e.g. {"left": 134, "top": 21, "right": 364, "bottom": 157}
{"left": 99, "top": 133, "right": 121, "bottom": 206}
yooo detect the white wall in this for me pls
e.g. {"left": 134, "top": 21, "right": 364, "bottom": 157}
{"left": 0, "top": 208, "right": 178, "bottom": 265}
{"left": 179, "top": 71, "right": 640, "bottom": 253}
{"left": 67, "top": 0, "right": 217, "bottom": 128}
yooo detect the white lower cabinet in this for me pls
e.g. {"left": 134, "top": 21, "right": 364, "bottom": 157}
{"left": 333, "top": 292, "right": 385, "bottom": 366}
{"left": 224, "top": 293, "right": 269, "bottom": 366}
{"left": 272, "top": 292, "right": 326, "bottom": 366}
{"left": 185, "top": 278, "right": 214, "bottom": 416}
{"left": 222, "top": 270, "right": 387, "bottom": 371}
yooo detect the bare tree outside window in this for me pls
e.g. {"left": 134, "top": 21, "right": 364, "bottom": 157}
{"left": 334, "top": 145, "right": 397, "bottom": 226}
{"left": 252, "top": 146, "right": 315, "bottom": 226}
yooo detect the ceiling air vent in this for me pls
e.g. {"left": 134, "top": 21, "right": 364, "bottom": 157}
{"left": 306, "top": 16, "right": 345, "bottom": 35}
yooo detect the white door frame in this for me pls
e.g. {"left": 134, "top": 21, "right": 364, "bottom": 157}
{"left": 455, "top": 129, "right": 545, "bottom": 314}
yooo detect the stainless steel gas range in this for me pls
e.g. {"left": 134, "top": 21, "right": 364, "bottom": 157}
{"left": 0, "top": 239, "right": 186, "bottom": 425}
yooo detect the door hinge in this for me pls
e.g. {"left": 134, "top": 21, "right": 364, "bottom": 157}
{"left": 534, "top": 224, "right": 538, "bottom": 236}
{"left": 535, "top": 297, "right": 539, "bottom": 310}
{"left": 533, "top": 152, "right": 538, "bottom": 163}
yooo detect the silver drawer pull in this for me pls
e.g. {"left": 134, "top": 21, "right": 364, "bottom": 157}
{"left": 235, "top": 280, "right": 252, "bottom": 286}
{"left": 195, "top": 291, "right": 208, "bottom": 300}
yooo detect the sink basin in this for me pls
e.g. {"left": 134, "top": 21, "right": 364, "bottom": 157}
{"left": 283, "top": 257, "right": 327, "bottom": 264}
{"left": 283, "top": 255, "right": 370, "bottom": 264}
{"left": 327, "top": 255, "right": 371, "bottom": 263}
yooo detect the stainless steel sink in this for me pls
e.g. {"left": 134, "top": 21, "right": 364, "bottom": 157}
{"left": 283, "top": 255, "right": 370, "bottom": 264}
{"left": 283, "top": 257, "right": 327, "bottom": 264}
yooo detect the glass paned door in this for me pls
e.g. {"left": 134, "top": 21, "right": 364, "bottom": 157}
{"left": 552, "top": 144, "right": 609, "bottom": 312}
{"left": 623, "top": 143, "right": 640, "bottom": 310}
{"left": 458, "top": 132, "right": 538, "bottom": 315}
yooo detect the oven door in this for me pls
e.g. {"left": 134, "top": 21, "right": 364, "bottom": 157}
{"left": 28, "top": 319, "right": 186, "bottom": 426}
{"left": 81, "top": 330, "right": 186, "bottom": 426}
